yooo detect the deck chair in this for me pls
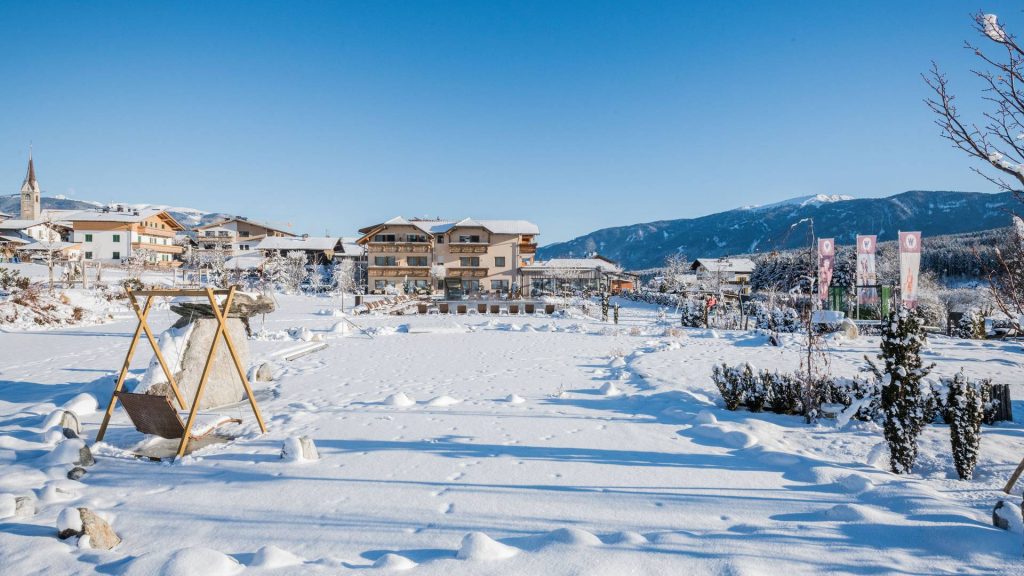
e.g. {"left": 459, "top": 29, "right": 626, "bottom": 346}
{"left": 116, "top": 392, "right": 241, "bottom": 441}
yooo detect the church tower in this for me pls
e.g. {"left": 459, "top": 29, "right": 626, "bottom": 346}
{"left": 20, "top": 149, "right": 41, "bottom": 220}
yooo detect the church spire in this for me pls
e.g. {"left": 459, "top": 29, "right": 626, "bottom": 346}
{"left": 20, "top": 146, "right": 41, "bottom": 220}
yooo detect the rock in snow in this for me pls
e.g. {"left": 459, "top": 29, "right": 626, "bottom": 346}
{"left": 254, "top": 362, "right": 274, "bottom": 382}
{"left": 505, "top": 394, "right": 526, "bottom": 404}
{"left": 993, "top": 500, "right": 1024, "bottom": 533}
{"left": 281, "top": 436, "right": 319, "bottom": 462}
{"left": 62, "top": 393, "right": 98, "bottom": 417}
{"left": 599, "top": 382, "right": 622, "bottom": 397}
{"left": 457, "top": 532, "right": 519, "bottom": 560}
{"left": 57, "top": 507, "right": 120, "bottom": 550}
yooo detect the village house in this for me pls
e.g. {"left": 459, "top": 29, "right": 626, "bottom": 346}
{"left": 356, "top": 217, "right": 539, "bottom": 297}
{"left": 690, "top": 257, "right": 756, "bottom": 293}
{"left": 192, "top": 217, "right": 294, "bottom": 256}
{"left": 68, "top": 207, "right": 185, "bottom": 265}
{"left": 520, "top": 255, "right": 634, "bottom": 295}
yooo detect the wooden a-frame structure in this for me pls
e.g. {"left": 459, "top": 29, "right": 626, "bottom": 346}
{"left": 95, "top": 287, "right": 267, "bottom": 458}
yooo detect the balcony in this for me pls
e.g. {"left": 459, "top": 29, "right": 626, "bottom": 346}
{"left": 518, "top": 242, "right": 537, "bottom": 254}
{"left": 449, "top": 244, "right": 488, "bottom": 254}
{"left": 367, "top": 267, "right": 430, "bottom": 278}
{"left": 131, "top": 242, "right": 183, "bottom": 254}
{"left": 448, "top": 267, "right": 489, "bottom": 278}
{"left": 368, "top": 242, "right": 430, "bottom": 253}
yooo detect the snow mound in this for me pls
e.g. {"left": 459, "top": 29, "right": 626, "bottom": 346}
{"left": 250, "top": 544, "right": 304, "bottom": 568}
{"left": 427, "top": 395, "right": 462, "bottom": 407}
{"left": 606, "top": 531, "right": 648, "bottom": 545}
{"left": 545, "top": 527, "right": 603, "bottom": 546}
{"left": 837, "top": 474, "right": 874, "bottom": 494}
{"left": 609, "top": 356, "right": 626, "bottom": 368}
{"left": 505, "top": 394, "right": 526, "bottom": 404}
{"left": 330, "top": 321, "right": 350, "bottom": 334}
{"left": 693, "top": 410, "right": 717, "bottom": 425}
{"left": 62, "top": 393, "right": 98, "bottom": 417}
{"left": 0, "top": 493, "right": 15, "bottom": 519}
{"left": 599, "top": 382, "right": 622, "bottom": 397}
{"left": 823, "top": 503, "right": 892, "bottom": 523}
{"left": 125, "top": 547, "right": 244, "bottom": 576}
{"left": 41, "top": 438, "right": 86, "bottom": 466}
{"left": 456, "top": 532, "right": 519, "bottom": 560}
{"left": 373, "top": 553, "right": 418, "bottom": 570}
{"left": 866, "top": 442, "right": 888, "bottom": 469}
{"left": 384, "top": 392, "right": 416, "bottom": 407}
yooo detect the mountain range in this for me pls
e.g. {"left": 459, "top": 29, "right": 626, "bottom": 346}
{"left": 537, "top": 190, "right": 1020, "bottom": 270}
{"left": 0, "top": 194, "right": 231, "bottom": 228}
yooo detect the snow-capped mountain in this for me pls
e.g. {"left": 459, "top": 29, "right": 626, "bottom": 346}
{"left": 0, "top": 195, "right": 228, "bottom": 228}
{"left": 538, "top": 190, "right": 1018, "bottom": 270}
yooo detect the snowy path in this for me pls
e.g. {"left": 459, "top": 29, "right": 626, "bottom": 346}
{"left": 1, "top": 296, "right": 1022, "bottom": 574}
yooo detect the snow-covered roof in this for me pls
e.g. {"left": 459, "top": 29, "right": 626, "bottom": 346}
{"left": 360, "top": 217, "right": 539, "bottom": 239}
{"left": 195, "top": 216, "right": 292, "bottom": 235}
{"left": 62, "top": 208, "right": 184, "bottom": 230}
{"left": 0, "top": 219, "right": 47, "bottom": 231}
{"left": 691, "top": 258, "right": 756, "bottom": 273}
{"left": 224, "top": 253, "right": 266, "bottom": 269}
{"left": 18, "top": 241, "right": 81, "bottom": 252}
{"left": 0, "top": 233, "right": 30, "bottom": 244}
{"left": 256, "top": 236, "right": 341, "bottom": 252}
{"left": 523, "top": 258, "right": 622, "bottom": 273}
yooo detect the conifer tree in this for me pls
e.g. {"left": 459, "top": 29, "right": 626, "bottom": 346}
{"left": 946, "top": 370, "right": 983, "bottom": 480}
{"left": 866, "top": 307, "right": 935, "bottom": 474}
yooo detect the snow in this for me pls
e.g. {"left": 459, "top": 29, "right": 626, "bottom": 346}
{"left": 0, "top": 293, "right": 1022, "bottom": 574}
{"left": 56, "top": 507, "right": 82, "bottom": 534}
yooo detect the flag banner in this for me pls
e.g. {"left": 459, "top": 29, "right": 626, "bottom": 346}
{"left": 898, "top": 231, "right": 922, "bottom": 309}
{"left": 818, "top": 238, "right": 835, "bottom": 302}
{"left": 856, "top": 234, "right": 878, "bottom": 305}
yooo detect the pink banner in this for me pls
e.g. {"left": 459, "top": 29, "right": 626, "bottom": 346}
{"left": 898, "top": 231, "right": 922, "bottom": 308}
{"left": 818, "top": 238, "right": 835, "bottom": 302}
{"left": 856, "top": 234, "right": 878, "bottom": 304}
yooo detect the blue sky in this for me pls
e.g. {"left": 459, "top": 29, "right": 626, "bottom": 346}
{"left": 0, "top": 1, "right": 1018, "bottom": 242}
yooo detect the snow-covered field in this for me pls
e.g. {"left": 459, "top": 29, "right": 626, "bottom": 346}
{"left": 1, "top": 292, "right": 1023, "bottom": 575}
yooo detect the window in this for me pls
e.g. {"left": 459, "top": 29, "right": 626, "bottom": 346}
{"left": 373, "top": 234, "right": 396, "bottom": 242}
{"left": 458, "top": 235, "right": 481, "bottom": 243}
{"left": 413, "top": 280, "right": 429, "bottom": 288}
{"left": 407, "top": 256, "right": 428, "bottom": 266}
{"left": 84, "top": 234, "right": 93, "bottom": 242}
{"left": 112, "top": 234, "right": 120, "bottom": 242}
{"left": 494, "top": 256, "right": 506, "bottom": 267}
{"left": 239, "top": 231, "right": 250, "bottom": 237}
{"left": 112, "top": 251, "right": 121, "bottom": 260}
{"left": 374, "top": 256, "right": 397, "bottom": 266}
{"left": 239, "top": 244, "right": 249, "bottom": 251}
{"left": 162, "top": 254, "right": 170, "bottom": 261}
{"left": 407, "top": 234, "right": 427, "bottom": 243}
{"left": 437, "top": 236, "right": 444, "bottom": 244}
{"left": 85, "top": 251, "right": 93, "bottom": 260}
{"left": 460, "top": 257, "right": 480, "bottom": 267}
{"left": 491, "top": 280, "right": 510, "bottom": 292}
{"left": 374, "top": 280, "right": 390, "bottom": 289}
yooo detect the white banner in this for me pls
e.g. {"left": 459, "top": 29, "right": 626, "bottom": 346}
{"left": 856, "top": 234, "right": 877, "bottom": 305}
{"left": 898, "top": 231, "right": 922, "bottom": 309}
{"left": 818, "top": 238, "right": 834, "bottom": 302}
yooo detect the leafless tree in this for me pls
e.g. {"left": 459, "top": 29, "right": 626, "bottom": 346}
{"left": 925, "top": 12, "right": 1024, "bottom": 323}
{"left": 925, "top": 12, "right": 1024, "bottom": 196}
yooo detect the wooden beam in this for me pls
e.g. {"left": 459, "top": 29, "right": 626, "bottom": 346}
{"left": 130, "top": 288, "right": 234, "bottom": 297}
{"left": 176, "top": 287, "right": 234, "bottom": 458}
{"left": 95, "top": 292, "right": 151, "bottom": 442}
{"left": 131, "top": 295, "right": 187, "bottom": 409}
{"left": 211, "top": 287, "right": 268, "bottom": 434}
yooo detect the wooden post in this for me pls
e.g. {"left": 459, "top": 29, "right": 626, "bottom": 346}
{"left": 1003, "top": 457, "right": 1024, "bottom": 494}
{"left": 130, "top": 295, "right": 187, "bottom": 409}
{"left": 95, "top": 292, "right": 152, "bottom": 442}
{"left": 209, "top": 287, "right": 267, "bottom": 435}
{"left": 176, "top": 287, "right": 234, "bottom": 458}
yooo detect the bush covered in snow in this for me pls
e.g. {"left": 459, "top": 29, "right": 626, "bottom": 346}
{"left": 744, "top": 300, "right": 803, "bottom": 333}
{"left": 866, "top": 307, "right": 934, "bottom": 474}
{"left": 679, "top": 299, "right": 706, "bottom": 328}
{"left": 945, "top": 370, "right": 983, "bottom": 480}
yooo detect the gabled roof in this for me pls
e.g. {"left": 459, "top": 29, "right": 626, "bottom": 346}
{"left": 64, "top": 208, "right": 185, "bottom": 230}
{"left": 0, "top": 219, "right": 48, "bottom": 231}
{"left": 359, "top": 217, "right": 539, "bottom": 238}
{"left": 255, "top": 236, "right": 341, "bottom": 252}
{"left": 18, "top": 241, "right": 81, "bottom": 252}
{"left": 691, "top": 258, "right": 756, "bottom": 273}
{"left": 195, "top": 216, "right": 293, "bottom": 236}
{"left": 523, "top": 258, "right": 622, "bottom": 273}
